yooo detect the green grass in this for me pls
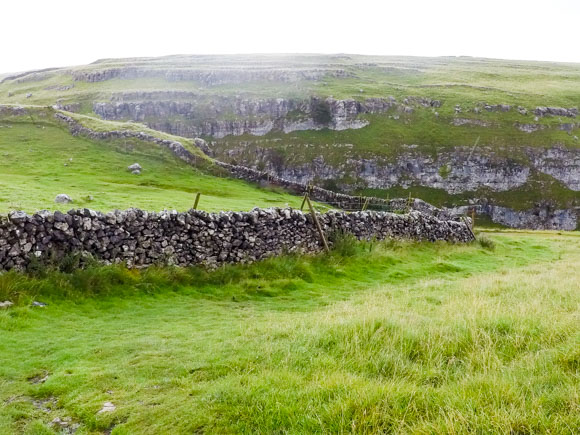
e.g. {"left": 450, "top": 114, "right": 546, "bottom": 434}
{"left": 0, "top": 111, "right": 309, "bottom": 214}
{"left": 0, "top": 231, "right": 579, "bottom": 433}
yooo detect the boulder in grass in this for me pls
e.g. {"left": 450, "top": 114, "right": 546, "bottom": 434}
{"left": 98, "top": 402, "right": 116, "bottom": 414}
{"left": 127, "top": 163, "right": 142, "bottom": 172}
{"left": 55, "top": 194, "right": 72, "bottom": 204}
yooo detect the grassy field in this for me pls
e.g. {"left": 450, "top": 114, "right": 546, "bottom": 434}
{"left": 0, "top": 231, "right": 578, "bottom": 434}
{"left": 0, "top": 109, "right": 308, "bottom": 214}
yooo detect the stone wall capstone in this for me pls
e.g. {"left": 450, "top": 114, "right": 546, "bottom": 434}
{"left": 0, "top": 208, "right": 474, "bottom": 271}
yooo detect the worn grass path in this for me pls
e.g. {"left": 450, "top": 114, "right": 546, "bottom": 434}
{"left": 0, "top": 231, "right": 579, "bottom": 434}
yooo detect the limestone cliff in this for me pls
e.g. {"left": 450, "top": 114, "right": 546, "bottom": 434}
{"left": 92, "top": 96, "right": 407, "bottom": 138}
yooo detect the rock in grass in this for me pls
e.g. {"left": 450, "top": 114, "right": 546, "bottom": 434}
{"left": 32, "top": 301, "right": 47, "bottom": 307}
{"left": 0, "top": 301, "right": 13, "bottom": 308}
{"left": 98, "top": 402, "right": 116, "bottom": 413}
{"left": 55, "top": 194, "right": 72, "bottom": 204}
{"left": 128, "top": 163, "right": 142, "bottom": 173}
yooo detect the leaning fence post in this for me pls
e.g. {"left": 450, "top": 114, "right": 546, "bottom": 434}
{"left": 362, "top": 198, "right": 370, "bottom": 211}
{"left": 193, "top": 192, "right": 201, "bottom": 210}
{"left": 462, "top": 216, "right": 476, "bottom": 241}
{"left": 300, "top": 193, "right": 308, "bottom": 211}
{"left": 305, "top": 194, "right": 330, "bottom": 252}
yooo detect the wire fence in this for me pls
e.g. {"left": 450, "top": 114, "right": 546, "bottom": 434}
{"left": 306, "top": 198, "right": 413, "bottom": 214}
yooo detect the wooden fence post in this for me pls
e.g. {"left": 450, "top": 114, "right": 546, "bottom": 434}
{"left": 300, "top": 193, "right": 308, "bottom": 211}
{"left": 462, "top": 216, "right": 477, "bottom": 241}
{"left": 193, "top": 192, "right": 201, "bottom": 210}
{"left": 305, "top": 194, "right": 330, "bottom": 252}
{"left": 362, "top": 198, "right": 370, "bottom": 211}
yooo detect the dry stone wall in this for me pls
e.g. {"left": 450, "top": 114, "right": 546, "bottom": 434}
{"left": 0, "top": 208, "right": 474, "bottom": 271}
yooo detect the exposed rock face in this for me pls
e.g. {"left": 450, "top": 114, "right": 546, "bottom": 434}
{"left": 535, "top": 107, "right": 578, "bottom": 118}
{"left": 53, "top": 102, "right": 81, "bottom": 112}
{"left": 452, "top": 118, "right": 492, "bottom": 127}
{"left": 528, "top": 146, "right": 580, "bottom": 191}
{"left": 483, "top": 104, "right": 511, "bottom": 112}
{"left": 92, "top": 96, "right": 408, "bottom": 138}
{"left": 453, "top": 203, "right": 578, "bottom": 231}
{"left": 559, "top": 123, "right": 580, "bottom": 132}
{"left": 221, "top": 143, "right": 580, "bottom": 194}
{"left": 0, "top": 105, "right": 27, "bottom": 117}
{"left": 0, "top": 208, "right": 474, "bottom": 271}
{"left": 72, "top": 67, "right": 352, "bottom": 85}
{"left": 403, "top": 96, "right": 441, "bottom": 107}
{"left": 224, "top": 145, "right": 533, "bottom": 194}
{"left": 515, "top": 123, "right": 546, "bottom": 133}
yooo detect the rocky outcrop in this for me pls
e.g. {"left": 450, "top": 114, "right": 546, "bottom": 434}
{"left": 93, "top": 96, "right": 400, "bottom": 138}
{"left": 515, "top": 123, "right": 546, "bottom": 133}
{"left": 220, "top": 142, "right": 580, "bottom": 193}
{"left": 213, "top": 160, "right": 454, "bottom": 219}
{"left": 0, "top": 105, "right": 28, "bottom": 117}
{"left": 72, "top": 67, "right": 352, "bottom": 85}
{"left": 453, "top": 203, "right": 578, "bottom": 231}
{"left": 223, "top": 145, "right": 533, "bottom": 194}
{"left": 482, "top": 103, "right": 511, "bottom": 112}
{"left": 535, "top": 107, "right": 578, "bottom": 118}
{"left": 528, "top": 146, "right": 580, "bottom": 191}
{"left": 452, "top": 118, "right": 492, "bottom": 127}
{"left": 0, "top": 208, "right": 474, "bottom": 271}
{"left": 403, "top": 96, "right": 441, "bottom": 107}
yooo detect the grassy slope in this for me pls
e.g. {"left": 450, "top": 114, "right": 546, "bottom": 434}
{"left": 0, "top": 231, "right": 578, "bottom": 433}
{"left": 0, "top": 108, "right": 309, "bottom": 214}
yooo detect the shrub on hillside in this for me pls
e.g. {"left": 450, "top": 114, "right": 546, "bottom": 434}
{"left": 311, "top": 99, "right": 332, "bottom": 125}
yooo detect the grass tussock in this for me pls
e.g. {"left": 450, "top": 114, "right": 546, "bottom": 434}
{"left": 477, "top": 234, "right": 496, "bottom": 250}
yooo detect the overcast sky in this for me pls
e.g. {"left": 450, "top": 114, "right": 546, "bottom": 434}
{"left": 2, "top": 0, "right": 579, "bottom": 73}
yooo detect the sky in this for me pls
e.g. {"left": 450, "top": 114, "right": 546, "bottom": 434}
{"left": 2, "top": 0, "right": 579, "bottom": 73}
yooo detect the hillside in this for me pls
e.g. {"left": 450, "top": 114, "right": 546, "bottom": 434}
{"left": 1, "top": 54, "right": 579, "bottom": 229}
{"left": 0, "top": 105, "right": 309, "bottom": 213}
